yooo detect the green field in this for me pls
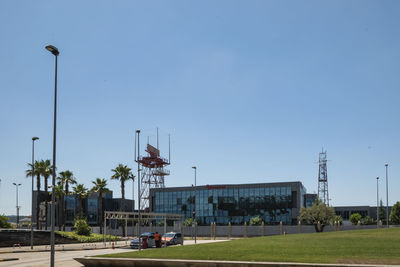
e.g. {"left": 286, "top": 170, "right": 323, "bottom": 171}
{"left": 99, "top": 228, "right": 400, "bottom": 264}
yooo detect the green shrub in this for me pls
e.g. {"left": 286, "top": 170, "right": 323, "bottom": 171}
{"left": 332, "top": 215, "right": 343, "bottom": 225}
{"left": 74, "top": 218, "right": 91, "bottom": 236}
{"left": 299, "top": 199, "right": 335, "bottom": 232}
{"left": 361, "top": 216, "right": 375, "bottom": 225}
{"left": 389, "top": 201, "right": 400, "bottom": 225}
{"left": 56, "top": 231, "right": 120, "bottom": 242}
{"left": 250, "top": 216, "right": 263, "bottom": 225}
{"left": 350, "top": 213, "right": 362, "bottom": 225}
{"left": 0, "top": 214, "right": 13, "bottom": 229}
{"left": 184, "top": 217, "right": 195, "bottom": 227}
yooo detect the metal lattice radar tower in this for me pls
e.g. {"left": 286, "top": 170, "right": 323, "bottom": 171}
{"left": 318, "top": 149, "right": 329, "bottom": 206}
{"left": 138, "top": 143, "right": 170, "bottom": 211}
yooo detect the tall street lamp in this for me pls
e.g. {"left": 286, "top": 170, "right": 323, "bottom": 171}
{"left": 136, "top": 130, "right": 141, "bottom": 251}
{"left": 376, "top": 177, "right": 379, "bottom": 228}
{"left": 385, "top": 163, "right": 389, "bottom": 228}
{"left": 45, "top": 44, "right": 59, "bottom": 267}
{"left": 192, "top": 166, "right": 197, "bottom": 244}
{"left": 13, "top": 183, "right": 22, "bottom": 228}
{"left": 31, "top": 136, "right": 39, "bottom": 249}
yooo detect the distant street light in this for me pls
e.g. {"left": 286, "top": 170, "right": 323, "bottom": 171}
{"left": 376, "top": 177, "right": 379, "bottom": 228}
{"left": 136, "top": 129, "right": 141, "bottom": 251}
{"left": 31, "top": 136, "right": 39, "bottom": 249}
{"left": 45, "top": 44, "right": 59, "bottom": 267}
{"left": 385, "top": 163, "right": 389, "bottom": 228}
{"left": 192, "top": 166, "right": 197, "bottom": 244}
{"left": 12, "top": 183, "right": 22, "bottom": 228}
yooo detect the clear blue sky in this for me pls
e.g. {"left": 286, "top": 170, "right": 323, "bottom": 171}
{"left": 1, "top": 1, "right": 399, "bottom": 216}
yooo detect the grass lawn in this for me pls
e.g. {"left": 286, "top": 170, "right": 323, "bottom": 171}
{"left": 99, "top": 228, "right": 400, "bottom": 264}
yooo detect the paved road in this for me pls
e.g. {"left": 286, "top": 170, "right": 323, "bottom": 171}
{"left": 0, "top": 240, "right": 130, "bottom": 254}
{"left": 0, "top": 248, "right": 127, "bottom": 267}
{"left": 0, "top": 239, "right": 227, "bottom": 267}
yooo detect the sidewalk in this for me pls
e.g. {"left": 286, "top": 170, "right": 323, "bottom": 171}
{"left": 76, "top": 257, "right": 400, "bottom": 267}
{"left": 0, "top": 240, "right": 130, "bottom": 254}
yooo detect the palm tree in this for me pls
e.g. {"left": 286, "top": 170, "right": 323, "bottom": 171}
{"left": 39, "top": 160, "right": 52, "bottom": 229}
{"left": 51, "top": 181, "right": 64, "bottom": 230}
{"left": 26, "top": 160, "right": 44, "bottom": 229}
{"left": 91, "top": 178, "right": 110, "bottom": 234}
{"left": 111, "top": 164, "right": 134, "bottom": 236}
{"left": 58, "top": 170, "right": 76, "bottom": 230}
{"left": 73, "top": 184, "right": 88, "bottom": 218}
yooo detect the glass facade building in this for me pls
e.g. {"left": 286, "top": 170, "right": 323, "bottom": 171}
{"left": 34, "top": 190, "right": 133, "bottom": 227}
{"left": 150, "top": 182, "right": 307, "bottom": 225}
{"left": 304, "top": 194, "right": 317, "bottom": 208}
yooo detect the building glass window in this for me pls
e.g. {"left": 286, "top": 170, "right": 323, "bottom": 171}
{"left": 152, "top": 183, "right": 305, "bottom": 225}
{"left": 87, "top": 198, "right": 98, "bottom": 223}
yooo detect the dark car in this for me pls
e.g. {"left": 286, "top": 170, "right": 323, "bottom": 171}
{"left": 130, "top": 232, "right": 155, "bottom": 249}
{"left": 161, "top": 232, "right": 183, "bottom": 246}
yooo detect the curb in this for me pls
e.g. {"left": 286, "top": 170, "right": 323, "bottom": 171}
{"left": 0, "top": 244, "right": 129, "bottom": 254}
{"left": 0, "top": 258, "right": 19, "bottom": 262}
{"left": 74, "top": 258, "right": 399, "bottom": 267}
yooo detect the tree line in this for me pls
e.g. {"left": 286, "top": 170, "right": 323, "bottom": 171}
{"left": 26, "top": 160, "right": 134, "bottom": 234}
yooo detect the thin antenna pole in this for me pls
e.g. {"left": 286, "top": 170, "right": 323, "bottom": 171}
{"left": 168, "top": 134, "right": 171, "bottom": 164}
{"left": 133, "top": 132, "right": 136, "bottom": 213}
{"left": 147, "top": 136, "right": 149, "bottom": 145}
{"left": 157, "top": 127, "right": 159, "bottom": 150}
{"left": 134, "top": 132, "right": 136, "bottom": 161}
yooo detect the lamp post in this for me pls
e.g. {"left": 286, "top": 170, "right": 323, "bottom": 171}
{"left": 13, "top": 183, "right": 22, "bottom": 228}
{"left": 45, "top": 44, "right": 59, "bottom": 267}
{"left": 136, "top": 130, "right": 141, "bottom": 251}
{"left": 31, "top": 137, "right": 39, "bottom": 249}
{"left": 385, "top": 163, "right": 389, "bottom": 228}
{"left": 192, "top": 166, "right": 197, "bottom": 244}
{"left": 376, "top": 177, "right": 379, "bottom": 228}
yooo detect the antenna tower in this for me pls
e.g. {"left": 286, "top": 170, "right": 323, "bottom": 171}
{"left": 318, "top": 149, "right": 329, "bottom": 206}
{"left": 137, "top": 130, "right": 170, "bottom": 211}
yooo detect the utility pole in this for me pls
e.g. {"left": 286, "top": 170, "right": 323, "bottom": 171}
{"left": 376, "top": 177, "right": 379, "bottom": 228}
{"left": 192, "top": 166, "right": 197, "bottom": 244}
{"left": 45, "top": 44, "right": 59, "bottom": 267}
{"left": 136, "top": 130, "right": 141, "bottom": 251}
{"left": 385, "top": 163, "right": 389, "bottom": 228}
{"left": 31, "top": 136, "right": 39, "bottom": 249}
{"left": 13, "top": 183, "right": 22, "bottom": 228}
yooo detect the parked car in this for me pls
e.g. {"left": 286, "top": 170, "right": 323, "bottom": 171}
{"left": 130, "top": 232, "right": 155, "bottom": 249}
{"left": 161, "top": 232, "right": 183, "bottom": 246}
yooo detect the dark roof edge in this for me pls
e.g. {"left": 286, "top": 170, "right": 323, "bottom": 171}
{"left": 151, "top": 181, "right": 303, "bottom": 192}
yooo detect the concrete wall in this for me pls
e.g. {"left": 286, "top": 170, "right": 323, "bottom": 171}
{"left": 104, "top": 223, "right": 385, "bottom": 238}
{"left": 104, "top": 225, "right": 181, "bottom": 237}
{"left": 0, "top": 229, "right": 80, "bottom": 247}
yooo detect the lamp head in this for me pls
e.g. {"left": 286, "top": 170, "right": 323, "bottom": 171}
{"left": 385, "top": 163, "right": 388, "bottom": 167}
{"left": 377, "top": 176, "right": 379, "bottom": 180}
{"left": 32, "top": 137, "right": 39, "bottom": 141}
{"left": 136, "top": 130, "right": 141, "bottom": 133}
{"left": 13, "top": 183, "right": 16, "bottom": 185}
{"left": 45, "top": 45, "right": 59, "bottom": 56}
{"left": 192, "top": 166, "right": 196, "bottom": 169}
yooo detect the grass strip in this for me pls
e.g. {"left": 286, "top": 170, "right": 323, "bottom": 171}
{"left": 98, "top": 228, "right": 400, "bottom": 264}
